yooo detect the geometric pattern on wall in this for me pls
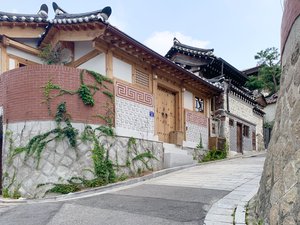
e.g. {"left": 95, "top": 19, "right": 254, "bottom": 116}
{"left": 186, "top": 123, "right": 209, "bottom": 148}
{"left": 186, "top": 110, "right": 208, "bottom": 127}
{"left": 116, "top": 82, "right": 153, "bottom": 107}
{"left": 115, "top": 97, "right": 154, "bottom": 135}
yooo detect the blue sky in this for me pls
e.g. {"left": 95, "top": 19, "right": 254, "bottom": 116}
{"left": 1, "top": 0, "right": 283, "bottom": 70}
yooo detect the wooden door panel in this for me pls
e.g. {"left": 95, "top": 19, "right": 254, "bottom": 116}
{"left": 156, "top": 87, "right": 176, "bottom": 143}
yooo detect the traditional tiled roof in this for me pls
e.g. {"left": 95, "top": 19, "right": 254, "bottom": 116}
{"left": 166, "top": 37, "right": 214, "bottom": 58}
{"left": 230, "top": 84, "right": 256, "bottom": 104}
{"left": 242, "top": 65, "right": 263, "bottom": 77}
{"left": 165, "top": 38, "right": 249, "bottom": 86}
{"left": 0, "top": 4, "right": 48, "bottom": 23}
{"left": 253, "top": 106, "right": 265, "bottom": 116}
{"left": 51, "top": 2, "right": 112, "bottom": 24}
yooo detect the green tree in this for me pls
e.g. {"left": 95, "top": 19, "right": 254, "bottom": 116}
{"left": 246, "top": 47, "right": 281, "bottom": 95}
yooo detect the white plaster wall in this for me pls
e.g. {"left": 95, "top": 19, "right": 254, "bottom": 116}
{"left": 7, "top": 46, "right": 43, "bottom": 64}
{"left": 184, "top": 91, "right": 193, "bottom": 110}
{"left": 74, "top": 41, "right": 93, "bottom": 60}
{"left": 9, "top": 58, "right": 15, "bottom": 70}
{"left": 78, "top": 53, "right": 106, "bottom": 75}
{"left": 113, "top": 57, "right": 132, "bottom": 83}
{"left": 264, "top": 103, "right": 277, "bottom": 123}
{"left": 115, "top": 97, "right": 156, "bottom": 140}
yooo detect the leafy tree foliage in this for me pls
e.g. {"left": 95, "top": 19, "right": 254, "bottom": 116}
{"left": 245, "top": 47, "right": 281, "bottom": 95}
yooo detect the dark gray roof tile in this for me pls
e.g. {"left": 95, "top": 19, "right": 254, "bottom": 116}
{"left": 0, "top": 4, "right": 48, "bottom": 23}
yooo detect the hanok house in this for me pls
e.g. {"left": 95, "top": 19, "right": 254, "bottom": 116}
{"left": 166, "top": 39, "right": 265, "bottom": 155}
{"left": 0, "top": 3, "right": 222, "bottom": 197}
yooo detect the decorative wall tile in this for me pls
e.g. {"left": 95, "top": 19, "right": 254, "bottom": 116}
{"left": 185, "top": 110, "right": 209, "bottom": 148}
{"left": 115, "top": 97, "right": 154, "bottom": 135}
{"left": 116, "top": 82, "right": 153, "bottom": 107}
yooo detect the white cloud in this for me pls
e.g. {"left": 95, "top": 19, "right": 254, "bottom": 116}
{"left": 109, "top": 15, "right": 128, "bottom": 31}
{"left": 144, "top": 31, "right": 210, "bottom": 56}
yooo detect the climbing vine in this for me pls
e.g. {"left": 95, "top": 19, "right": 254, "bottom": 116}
{"left": 38, "top": 124, "right": 117, "bottom": 194}
{"left": 8, "top": 102, "right": 79, "bottom": 168}
{"left": 2, "top": 171, "right": 21, "bottom": 199}
{"left": 42, "top": 70, "right": 113, "bottom": 114}
{"left": 125, "top": 137, "right": 158, "bottom": 175}
{"left": 4, "top": 69, "right": 160, "bottom": 197}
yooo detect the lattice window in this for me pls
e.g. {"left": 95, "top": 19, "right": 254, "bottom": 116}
{"left": 134, "top": 68, "right": 150, "bottom": 88}
{"left": 229, "top": 119, "right": 234, "bottom": 126}
{"left": 195, "top": 97, "right": 204, "bottom": 112}
{"left": 243, "top": 125, "right": 250, "bottom": 137}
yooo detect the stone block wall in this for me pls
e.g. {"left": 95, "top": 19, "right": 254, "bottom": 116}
{"left": 255, "top": 2, "right": 300, "bottom": 224}
{"left": 2, "top": 121, "right": 163, "bottom": 198}
{"left": 184, "top": 110, "right": 209, "bottom": 149}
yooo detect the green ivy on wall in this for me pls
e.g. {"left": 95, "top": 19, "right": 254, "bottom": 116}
{"left": 43, "top": 69, "right": 113, "bottom": 115}
{"left": 3, "top": 69, "right": 159, "bottom": 197}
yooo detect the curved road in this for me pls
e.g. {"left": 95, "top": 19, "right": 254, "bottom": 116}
{"left": 0, "top": 154, "right": 265, "bottom": 225}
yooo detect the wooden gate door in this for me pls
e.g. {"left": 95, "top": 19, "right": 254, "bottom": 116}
{"left": 237, "top": 123, "right": 243, "bottom": 153}
{"left": 156, "top": 87, "right": 176, "bottom": 143}
{"left": 0, "top": 116, "right": 3, "bottom": 194}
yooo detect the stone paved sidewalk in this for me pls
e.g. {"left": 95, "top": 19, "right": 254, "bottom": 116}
{"left": 146, "top": 154, "right": 265, "bottom": 225}
{"left": 0, "top": 153, "right": 265, "bottom": 225}
{"left": 203, "top": 156, "right": 264, "bottom": 225}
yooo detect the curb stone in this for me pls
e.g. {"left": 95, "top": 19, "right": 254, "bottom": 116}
{"left": 0, "top": 151, "right": 266, "bottom": 204}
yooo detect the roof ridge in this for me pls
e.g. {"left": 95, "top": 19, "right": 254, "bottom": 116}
{"left": 0, "top": 4, "right": 48, "bottom": 23}
{"left": 173, "top": 38, "right": 214, "bottom": 53}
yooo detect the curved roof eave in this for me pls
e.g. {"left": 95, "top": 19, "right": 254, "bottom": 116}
{"left": 106, "top": 24, "right": 222, "bottom": 95}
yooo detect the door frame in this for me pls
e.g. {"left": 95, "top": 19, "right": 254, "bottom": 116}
{"left": 155, "top": 79, "right": 182, "bottom": 141}
{"left": 236, "top": 122, "right": 243, "bottom": 154}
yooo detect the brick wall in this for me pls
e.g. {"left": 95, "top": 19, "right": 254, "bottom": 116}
{"left": 0, "top": 65, "right": 113, "bottom": 125}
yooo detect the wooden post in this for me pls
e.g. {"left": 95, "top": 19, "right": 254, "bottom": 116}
{"left": 177, "top": 88, "right": 183, "bottom": 132}
{"left": 152, "top": 70, "right": 158, "bottom": 136}
{"left": 106, "top": 49, "right": 113, "bottom": 78}
{"left": 1, "top": 45, "right": 7, "bottom": 73}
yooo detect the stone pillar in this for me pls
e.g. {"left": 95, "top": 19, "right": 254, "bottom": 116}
{"left": 255, "top": 0, "right": 300, "bottom": 224}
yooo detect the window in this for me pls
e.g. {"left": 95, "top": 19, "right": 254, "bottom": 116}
{"left": 243, "top": 125, "right": 249, "bottom": 137}
{"left": 229, "top": 119, "right": 234, "bottom": 126}
{"left": 212, "top": 123, "right": 216, "bottom": 134}
{"left": 195, "top": 97, "right": 204, "bottom": 112}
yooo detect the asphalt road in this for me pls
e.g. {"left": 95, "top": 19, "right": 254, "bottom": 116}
{"left": 0, "top": 155, "right": 265, "bottom": 225}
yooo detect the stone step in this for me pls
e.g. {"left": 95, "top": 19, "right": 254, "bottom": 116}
{"left": 163, "top": 143, "right": 195, "bottom": 168}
